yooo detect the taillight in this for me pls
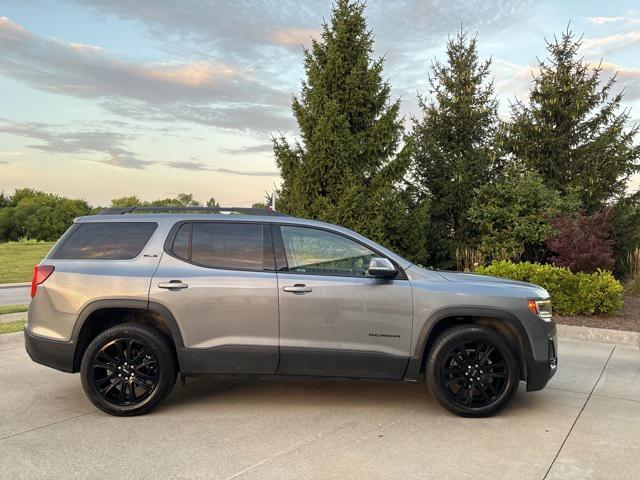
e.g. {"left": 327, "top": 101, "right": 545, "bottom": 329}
{"left": 31, "top": 265, "right": 55, "bottom": 298}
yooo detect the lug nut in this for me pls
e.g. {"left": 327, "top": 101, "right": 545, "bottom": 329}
{"left": 118, "top": 374, "right": 121, "bottom": 377}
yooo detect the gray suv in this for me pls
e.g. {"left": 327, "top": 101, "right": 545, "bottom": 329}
{"left": 25, "top": 207, "right": 557, "bottom": 417}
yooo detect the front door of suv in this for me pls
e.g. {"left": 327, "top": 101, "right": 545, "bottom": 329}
{"left": 149, "top": 221, "right": 279, "bottom": 374}
{"left": 274, "top": 225, "right": 413, "bottom": 379}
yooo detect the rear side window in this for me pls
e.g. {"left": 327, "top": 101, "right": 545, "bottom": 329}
{"left": 170, "top": 222, "right": 269, "bottom": 271}
{"left": 51, "top": 222, "right": 157, "bottom": 260}
{"left": 171, "top": 223, "right": 190, "bottom": 259}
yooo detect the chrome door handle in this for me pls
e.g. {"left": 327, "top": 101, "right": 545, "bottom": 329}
{"left": 158, "top": 281, "right": 189, "bottom": 290}
{"left": 283, "top": 284, "right": 312, "bottom": 293}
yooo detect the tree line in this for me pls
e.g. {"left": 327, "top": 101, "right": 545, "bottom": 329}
{"left": 0, "top": 190, "right": 221, "bottom": 242}
{"left": 274, "top": 0, "right": 639, "bottom": 277}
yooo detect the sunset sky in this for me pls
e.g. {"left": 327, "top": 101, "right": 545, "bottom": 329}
{"left": 1, "top": 0, "right": 639, "bottom": 207}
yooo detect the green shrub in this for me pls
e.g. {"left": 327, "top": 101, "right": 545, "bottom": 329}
{"left": 474, "top": 261, "right": 624, "bottom": 315}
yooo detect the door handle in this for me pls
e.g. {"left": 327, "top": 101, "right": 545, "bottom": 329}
{"left": 283, "top": 284, "right": 312, "bottom": 293}
{"left": 158, "top": 280, "right": 189, "bottom": 290}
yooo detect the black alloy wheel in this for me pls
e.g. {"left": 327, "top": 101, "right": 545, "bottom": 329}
{"left": 439, "top": 339, "right": 508, "bottom": 408}
{"left": 81, "top": 323, "right": 176, "bottom": 416}
{"left": 426, "top": 325, "right": 520, "bottom": 417}
{"left": 91, "top": 338, "right": 159, "bottom": 406}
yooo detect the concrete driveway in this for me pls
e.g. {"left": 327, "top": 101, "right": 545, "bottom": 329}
{"left": 0, "top": 338, "right": 638, "bottom": 480}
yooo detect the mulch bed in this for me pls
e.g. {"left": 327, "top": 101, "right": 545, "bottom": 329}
{"left": 555, "top": 295, "right": 640, "bottom": 332}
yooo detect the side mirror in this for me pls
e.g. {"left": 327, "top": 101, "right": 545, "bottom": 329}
{"left": 368, "top": 257, "right": 397, "bottom": 278}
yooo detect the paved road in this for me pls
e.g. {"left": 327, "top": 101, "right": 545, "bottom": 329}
{"left": 0, "top": 337, "right": 638, "bottom": 479}
{"left": 0, "top": 286, "right": 30, "bottom": 306}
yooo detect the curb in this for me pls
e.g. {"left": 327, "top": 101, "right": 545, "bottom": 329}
{"left": 557, "top": 324, "right": 640, "bottom": 348}
{"left": 0, "top": 331, "right": 23, "bottom": 345}
{"left": 0, "top": 282, "right": 30, "bottom": 289}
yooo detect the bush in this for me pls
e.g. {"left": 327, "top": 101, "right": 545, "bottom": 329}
{"left": 546, "top": 209, "right": 615, "bottom": 273}
{"left": 474, "top": 261, "right": 624, "bottom": 315}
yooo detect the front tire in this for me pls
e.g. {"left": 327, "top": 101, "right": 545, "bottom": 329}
{"left": 80, "top": 323, "right": 177, "bottom": 416}
{"left": 426, "top": 325, "right": 520, "bottom": 417}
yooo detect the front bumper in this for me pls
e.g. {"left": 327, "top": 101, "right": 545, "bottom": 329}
{"left": 24, "top": 328, "right": 76, "bottom": 373}
{"left": 526, "top": 334, "right": 557, "bottom": 391}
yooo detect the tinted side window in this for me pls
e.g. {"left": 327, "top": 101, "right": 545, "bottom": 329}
{"left": 280, "top": 226, "right": 376, "bottom": 277}
{"left": 171, "top": 223, "right": 190, "bottom": 260}
{"left": 51, "top": 222, "right": 157, "bottom": 260}
{"left": 190, "top": 223, "right": 264, "bottom": 270}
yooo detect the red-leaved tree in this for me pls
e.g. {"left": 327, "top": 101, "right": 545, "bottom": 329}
{"left": 546, "top": 209, "right": 615, "bottom": 273}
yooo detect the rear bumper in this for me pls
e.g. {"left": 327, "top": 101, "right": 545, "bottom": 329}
{"left": 24, "top": 328, "right": 75, "bottom": 373}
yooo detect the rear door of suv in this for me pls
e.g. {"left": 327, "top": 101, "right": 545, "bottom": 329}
{"left": 149, "top": 220, "right": 279, "bottom": 374}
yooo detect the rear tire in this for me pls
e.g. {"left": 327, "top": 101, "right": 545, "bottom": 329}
{"left": 80, "top": 323, "right": 177, "bottom": 416}
{"left": 426, "top": 325, "right": 520, "bottom": 417}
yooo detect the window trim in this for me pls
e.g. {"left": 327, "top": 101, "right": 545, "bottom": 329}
{"left": 48, "top": 221, "right": 158, "bottom": 261}
{"left": 271, "top": 223, "right": 407, "bottom": 280}
{"left": 163, "top": 220, "right": 276, "bottom": 273}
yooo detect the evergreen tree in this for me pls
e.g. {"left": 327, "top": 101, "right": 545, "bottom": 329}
{"left": 506, "top": 29, "right": 640, "bottom": 213}
{"left": 274, "top": 0, "right": 425, "bottom": 257}
{"left": 469, "top": 162, "right": 576, "bottom": 263}
{"left": 410, "top": 30, "right": 500, "bottom": 268}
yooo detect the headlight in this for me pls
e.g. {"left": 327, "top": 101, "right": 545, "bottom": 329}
{"left": 528, "top": 298, "right": 553, "bottom": 321}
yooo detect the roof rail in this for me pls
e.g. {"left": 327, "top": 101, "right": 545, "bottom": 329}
{"left": 97, "top": 206, "right": 288, "bottom": 216}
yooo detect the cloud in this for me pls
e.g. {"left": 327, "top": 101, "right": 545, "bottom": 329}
{"left": 0, "top": 119, "right": 153, "bottom": 169}
{"left": 0, "top": 1, "right": 538, "bottom": 138}
{"left": 490, "top": 58, "right": 640, "bottom": 115}
{"left": 582, "top": 31, "right": 640, "bottom": 55}
{"left": 0, "top": 160, "right": 8, "bottom": 165}
{"left": 0, "top": 16, "right": 291, "bottom": 133}
{"left": 75, "top": 0, "right": 533, "bottom": 52}
{"left": 218, "top": 144, "right": 274, "bottom": 155}
{"left": 268, "top": 27, "right": 319, "bottom": 46}
{"left": 587, "top": 15, "right": 640, "bottom": 25}
{"left": 166, "top": 159, "right": 278, "bottom": 177}
{"left": 0, "top": 17, "right": 285, "bottom": 104}
{"left": 599, "top": 63, "right": 640, "bottom": 101}
{"left": 100, "top": 100, "right": 296, "bottom": 133}
{"left": 72, "top": 1, "right": 534, "bottom": 93}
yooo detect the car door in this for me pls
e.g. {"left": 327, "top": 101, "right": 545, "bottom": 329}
{"left": 149, "top": 220, "right": 279, "bottom": 374}
{"left": 274, "top": 224, "right": 413, "bottom": 379}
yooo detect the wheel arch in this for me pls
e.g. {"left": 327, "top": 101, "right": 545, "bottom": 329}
{"left": 409, "top": 307, "right": 533, "bottom": 381}
{"left": 71, "top": 299, "right": 185, "bottom": 372}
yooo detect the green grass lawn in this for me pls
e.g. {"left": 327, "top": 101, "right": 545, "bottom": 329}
{"left": 0, "top": 304, "right": 29, "bottom": 315}
{"left": 0, "top": 241, "right": 54, "bottom": 284}
{"left": 0, "top": 319, "right": 26, "bottom": 334}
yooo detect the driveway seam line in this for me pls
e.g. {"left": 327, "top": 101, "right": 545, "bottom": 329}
{"left": 225, "top": 417, "right": 356, "bottom": 480}
{"left": 0, "top": 410, "right": 97, "bottom": 442}
{"left": 542, "top": 345, "right": 616, "bottom": 480}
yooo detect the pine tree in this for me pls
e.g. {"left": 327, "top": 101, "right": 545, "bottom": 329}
{"left": 506, "top": 29, "right": 640, "bottom": 213}
{"left": 409, "top": 30, "right": 500, "bottom": 269}
{"left": 274, "top": 0, "right": 425, "bottom": 257}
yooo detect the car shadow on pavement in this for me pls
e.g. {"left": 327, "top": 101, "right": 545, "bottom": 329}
{"left": 159, "top": 375, "right": 541, "bottom": 417}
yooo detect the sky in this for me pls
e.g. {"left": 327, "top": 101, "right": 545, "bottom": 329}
{"left": 0, "top": 0, "right": 639, "bottom": 207}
